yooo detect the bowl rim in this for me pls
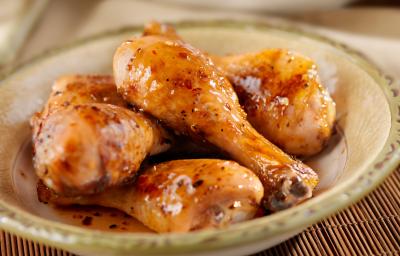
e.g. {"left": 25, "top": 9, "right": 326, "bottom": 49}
{"left": 0, "top": 20, "right": 399, "bottom": 254}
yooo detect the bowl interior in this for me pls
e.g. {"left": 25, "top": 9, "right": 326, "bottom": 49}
{"left": 0, "top": 22, "right": 394, "bottom": 254}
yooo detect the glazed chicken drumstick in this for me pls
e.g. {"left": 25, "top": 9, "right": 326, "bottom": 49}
{"left": 32, "top": 75, "right": 172, "bottom": 195}
{"left": 144, "top": 22, "right": 336, "bottom": 156}
{"left": 213, "top": 51, "right": 336, "bottom": 156}
{"left": 113, "top": 29, "right": 319, "bottom": 211}
{"left": 38, "top": 159, "right": 264, "bottom": 233}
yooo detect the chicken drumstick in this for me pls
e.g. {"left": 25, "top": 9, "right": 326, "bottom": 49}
{"left": 38, "top": 159, "right": 264, "bottom": 233}
{"left": 113, "top": 31, "right": 318, "bottom": 211}
{"left": 144, "top": 22, "right": 336, "bottom": 156}
{"left": 32, "top": 75, "right": 172, "bottom": 195}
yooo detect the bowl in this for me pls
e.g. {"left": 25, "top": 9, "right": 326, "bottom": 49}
{"left": 0, "top": 20, "right": 399, "bottom": 256}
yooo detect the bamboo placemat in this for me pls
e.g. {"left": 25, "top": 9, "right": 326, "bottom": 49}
{"left": 1, "top": 166, "right": 399, "bottom": 256}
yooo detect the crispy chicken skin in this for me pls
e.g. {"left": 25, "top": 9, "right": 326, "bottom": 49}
{"left": 44, "top": 74, "right": 127, "bottom": 111}
{"left": 31, "top": 75, "right": 126, "bottom": 141}
{"left": 113, "top": 29, "right": 319, "bottom": 211}
{"left": 31, "top": 75, "right": 172, "bottom": 195}
{"left": 34, "top": 103, "right": 172, "bottom": 195}
{"left": 144, "top": 22, "right": 336, "bottom": 156}
{"left": 213, "top": 50, "right": 336, "bottom": 156}
{"left": 38, "top": 159, "right": 264, "bottom": 233}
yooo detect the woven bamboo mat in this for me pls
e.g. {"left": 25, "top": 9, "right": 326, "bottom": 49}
{"left": 1, "top": 166, "right": 399, "bottom": 256}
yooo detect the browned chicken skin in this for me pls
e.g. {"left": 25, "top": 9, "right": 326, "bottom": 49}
{"left": 113, "top": 28, "right": 319, "bottom": 211}
{"left": 31, "top": 75, "right": 127, "bottom": 141}
{"left": 32, "top": 75, "right": 172, "bottom": 195}
{"left": 34, "top": 103, "right": 171, "bottom": 195}
{"left": 38, "top": 159, "right": 264, "bottom": 233}
{"left": 144, "top": 22, "right": 336, "bottom": 156}
{"left": 213, "top": 51, "right": 336, "bottom": 156}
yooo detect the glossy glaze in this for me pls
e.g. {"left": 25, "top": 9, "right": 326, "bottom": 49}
{"left": 213, "top": 50, "right": 336, "bottom": 156}
{"left": 38, "top": 159, "right": 264, "bottom": 233}
{"left": 113, "top": 27, "right": 319, "bottom": 211}
{"left": 144, "top": 22, "right": 335, "bottom": 156}
{"left": 31, "top": 75, "right": 172, "bottom": 195}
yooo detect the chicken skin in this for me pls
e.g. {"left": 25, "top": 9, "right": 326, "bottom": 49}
{"left": 32, "top": 75, "right": 172, "bottom": 195}
{"left": 38, "top": 159, "right": 264, "bottom": 233}
{"left": 31, "top": 75, "right": 126, "bottom": 140}
{"left": 213, "top": 50, "right": 336, "bottom": 156}
{"left": 113, "top": 31, "right": 319, "bottom": 211}
{"left": 33, "top": 103, "right": 172, "bottom": 195}
{"left": 144, "top": 22, "right": 336, "bottom": 156}
{"left": 40, "top": 75, "right": 127, "bottom": 115}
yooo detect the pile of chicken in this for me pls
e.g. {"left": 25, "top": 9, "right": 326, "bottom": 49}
{"left": 32, "top": 22, "right": 336, "bottom": 233}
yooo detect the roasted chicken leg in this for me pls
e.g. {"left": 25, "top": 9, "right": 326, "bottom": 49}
{"left": 32, "top": 75, "right": 172, "bottom": 195}
{"left": 38, "top": 159, "right": 264, "bottom": 233}
{"left": 213, "top": 50, "right": 336, "bottom": 156}
{"left": 113, "top": 31, "right": 319, "bottom": 211}
{"left": 144, "top": 22, "right": 336, "bottom": 156}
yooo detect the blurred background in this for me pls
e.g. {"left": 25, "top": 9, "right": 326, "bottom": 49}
{"left": 0, "top": 0, "right": 399, "bottom": 74}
